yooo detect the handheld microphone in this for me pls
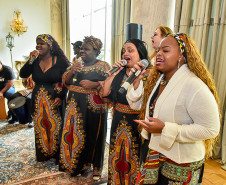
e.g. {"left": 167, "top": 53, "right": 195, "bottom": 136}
{"left": 118, "top": 59, "right": 150, "bottom": 94}
{"left": 28, "top": 55, "right": 36, "bottom": 65}
{"left": 72, "top": 57, "right": 83, "bottom": 83}
{"left": 104, "top": 59, "right": 127, "bottom": 78}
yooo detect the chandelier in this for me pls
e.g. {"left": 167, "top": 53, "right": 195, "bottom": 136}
{"left": 10, "top": 11, "right": 28, "bottom": 37}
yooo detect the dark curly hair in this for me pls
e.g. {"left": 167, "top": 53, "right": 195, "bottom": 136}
{"left": 51, "top": 36, "right": 70, "bottom": 65}
{"left": 121, "top": 38, "right": 148, "bottom": 60}
{"left": 36, "top": 34, "right": 70, "bottom": 66}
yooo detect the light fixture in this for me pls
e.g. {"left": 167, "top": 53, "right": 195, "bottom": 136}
{"left": 10, "top": 11, "right": 28, "bottom": 37}
{"left": 6, "top": 33, "right": 14, "bottom": 70}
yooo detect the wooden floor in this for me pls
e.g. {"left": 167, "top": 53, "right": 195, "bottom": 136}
{"left": 203, "top": 159, "right": 226, "bottom": 185}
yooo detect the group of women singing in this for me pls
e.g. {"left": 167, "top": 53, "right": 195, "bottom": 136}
{"left": 20, "top": 25, "right": 220, "bottom": 185}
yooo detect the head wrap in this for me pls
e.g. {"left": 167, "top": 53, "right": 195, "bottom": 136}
{"left": 166, "top": 33, "right": 187, "bottom": 63}
{"left": 83, "top": 36, "right": 103, "bottom": 53}
{"left": 36, "top": 34, "right": 53, "bottom": 48}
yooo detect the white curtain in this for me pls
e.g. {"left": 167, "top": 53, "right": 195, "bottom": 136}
{"left": 111, "top": 0, "right": 131, "bottom": 65}
{"left": 61, "top": 0, "right": 70, "bottom": 58}
{"left": 174, "top": 0, "right": 226, "bottom": 169}
{"left": 50, "top": 0, "right": 70, "bottom": 59}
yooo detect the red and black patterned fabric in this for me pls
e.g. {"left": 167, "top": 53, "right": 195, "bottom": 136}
{"left": 59, "top": 60, "right": 110, "bottom": 176}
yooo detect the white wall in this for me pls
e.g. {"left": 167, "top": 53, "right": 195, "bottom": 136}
{"left": 0, "top": 0, "right": 51, "bottom": 74}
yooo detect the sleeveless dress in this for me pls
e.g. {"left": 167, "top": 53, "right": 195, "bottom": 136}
{"left": 104, "top": 68, "right": 141, "bottom": 185}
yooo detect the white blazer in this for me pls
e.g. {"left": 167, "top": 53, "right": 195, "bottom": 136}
{"left": 126, "top": 64, "right": 220, "bottom": 163}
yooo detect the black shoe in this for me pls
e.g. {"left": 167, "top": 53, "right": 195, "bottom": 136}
{"left": 8, "top": 119, "right": 17, "bottom": 124}
{"left": 27, "top": 123, "right": 34, "bottom": 128}
{"left": 81, "top": 167, "right": 93, "bottom": 178}
{"left": 7, "top": 116, "right": 12, "bottom": 122}
{"left": 8, "top": 116, "right": 18, "bottom": 124}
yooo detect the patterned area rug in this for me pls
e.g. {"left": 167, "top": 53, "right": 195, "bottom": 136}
{"left": 0, "top": 120, "right": 108, "bottom": 185}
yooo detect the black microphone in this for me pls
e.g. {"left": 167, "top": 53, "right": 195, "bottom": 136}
{"left": 72, "top": 57, "right": 83, "bottom": 83}
{"left": 28, "top": 55, "right": 36, "bottom": 65}
{"left": 118, "top": 59, "right": 150, "bottom": 94}
{"left": 104, "top": 59, "right": 127, "bottom": 78}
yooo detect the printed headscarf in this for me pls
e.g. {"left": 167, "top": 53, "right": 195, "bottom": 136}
{"left": 36, "top": 34, "right": 53, "bottom": 48}
{"left": 166, "top": 33, "right": 187, "bottom": 63}
{"left": 83, "top": 36, "right": 103, "bottom": 53}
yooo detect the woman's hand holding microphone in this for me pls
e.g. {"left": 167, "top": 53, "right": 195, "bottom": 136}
{"left": 28, "top": 50, "right": 39, "bottom": 64}
{"left": 71, "top": 61, "right": 84, "bottom": 74}
{"left": 129, "top": 61, "right": 147, "bottom": 90}
{"left": 105, "top": 59, "right": 127, "bottom": 78}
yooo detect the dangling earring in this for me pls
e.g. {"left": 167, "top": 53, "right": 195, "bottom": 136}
{"left": 178, "top": 59, "right": 181, "bottom": 69}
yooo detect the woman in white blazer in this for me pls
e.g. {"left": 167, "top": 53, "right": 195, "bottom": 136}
{"left": 126, "top": 33, "right": 220, "bottom": 185}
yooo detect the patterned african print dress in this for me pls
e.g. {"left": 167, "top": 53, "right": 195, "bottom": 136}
{"left": 20, "top": 57, "right": 69, "bottom": 162}
{"left": 59, "top": 60, "right": 110, "bottom": 176}
{"left": 101, "top": 68, "right": 141, "bottom": 185}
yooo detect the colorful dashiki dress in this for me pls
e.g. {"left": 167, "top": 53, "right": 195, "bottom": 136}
{"left": 59, "top": 60, "right": 110, "bottom": 176}
{"left": 20, "top": 56, "right": 69, "bottom": 162}
{"left": 136, "top": 85, "right": 205, "bottom": 185}
{"left": 102, "top": 68, "right": 141, "bottom": 185}
{"left": 136, "top": 150, "right": 205, "bottom": 185}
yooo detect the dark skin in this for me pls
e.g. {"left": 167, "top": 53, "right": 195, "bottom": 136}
{"left": 65, "top": 42, "right": 99, "bottom": 89}
{"left": 72, "top": 45, "right": 81, "bottom": 63}
{"left": 133, "top": 36, "right": 185, "bottom": 134}
{"left": 28, "top": 38, "right": 61, "bottom": 107}
{"left": 73, "top": 46, "right": 81, "bottom": 56}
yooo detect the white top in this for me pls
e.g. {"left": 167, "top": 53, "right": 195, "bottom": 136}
{"left": 126, "top": 64, "right": 220, "bottom": 163}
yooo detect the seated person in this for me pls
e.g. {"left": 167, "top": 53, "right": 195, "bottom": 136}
{"left": 0, "top": 60, "right": 16, "bottom": 124}
{"left": 8, "top": 75, "right": 34, "bottom": 124}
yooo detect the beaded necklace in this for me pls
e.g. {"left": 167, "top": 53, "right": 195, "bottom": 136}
{"left": 160, "top": 75, "right": 168, "bottom": 86}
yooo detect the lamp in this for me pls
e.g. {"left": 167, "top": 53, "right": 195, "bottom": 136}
{"left": 6, "top": 33, "right": 14, "bottom": 70}
{"left": 10, "top": 11, "right": 28, "bottom": 37}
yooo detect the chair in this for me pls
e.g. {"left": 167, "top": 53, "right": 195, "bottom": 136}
{"left": 0, "top": 97, "right": 7, "bottom": 119}
{"left": 15, "top": 61, "right": 26, "bottom": 79}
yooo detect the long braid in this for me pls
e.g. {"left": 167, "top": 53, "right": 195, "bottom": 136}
{"left": 138, "top": 66, "right": 161, "bottom": 132}
{"left": 183, "top": 34, "right": 221, "bottom": 159}
{"left": 139, "top": 33, "right": 221, "bottom": 159}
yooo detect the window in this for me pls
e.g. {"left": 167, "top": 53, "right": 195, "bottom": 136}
{"left": 69, "top": 0, "right": 112, "bottom": 63}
